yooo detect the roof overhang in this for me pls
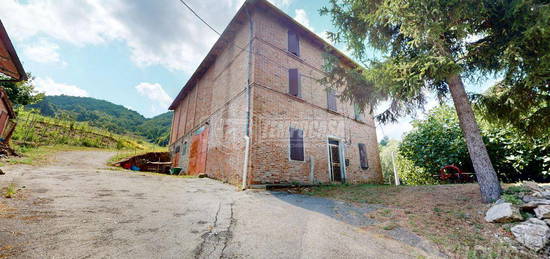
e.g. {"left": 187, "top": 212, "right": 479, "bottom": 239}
{"left": 168, "top": 0, "right": 361, "bottom": 110}
{"left": 0, "top": 19, "right": 27, "bottom": 82}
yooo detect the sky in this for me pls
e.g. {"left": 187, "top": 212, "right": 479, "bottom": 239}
{"left": 1, "top": 0, "right": 497, "bottom": 141}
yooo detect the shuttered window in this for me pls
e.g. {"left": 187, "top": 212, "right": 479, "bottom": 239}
{"left": 289, "top": 127, "right": 304, "bottom": 161}
{"left": 288, "top": 69, "right": 300, "bottom": 97}
{"left": 327, "top": 88, "right": 337, "bottom": 111}
{"left": 358, "top": 143, "right": 368, "bottom": 169}
{"left": 288, "top": 30, "right": 300, "bottom": 56}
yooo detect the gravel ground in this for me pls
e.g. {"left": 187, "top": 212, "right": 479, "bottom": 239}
{"left": 0, "top": 150, "right": 441, "bottom": 258}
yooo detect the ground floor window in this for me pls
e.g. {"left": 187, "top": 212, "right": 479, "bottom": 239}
{"left": 289, "top": 127, "right": 304, "bottom": 161}
{"left": 358, "top": 143, "right": 368, "bottom": 169}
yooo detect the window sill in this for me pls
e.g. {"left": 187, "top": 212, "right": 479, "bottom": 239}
{"left": 353, "top": 118, "right": 367, "bottom": 124}
{"left": 326, "top": 109, "right": 339, "bottom": 115}
{"left": 286, "top": 93, "right": 305, "bottom": 103}
{"left": 285, "top": 50, "right": 304, "bottom": 62}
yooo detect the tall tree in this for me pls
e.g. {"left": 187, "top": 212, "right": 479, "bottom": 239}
{"left": 319, "top": 0, "right": 548, "bottom": 202}
{"left": 471, "top": 1, "right": 550, "bottom": 139}
{"left": 0, "top": 73, "right": 43, "bottom": 106}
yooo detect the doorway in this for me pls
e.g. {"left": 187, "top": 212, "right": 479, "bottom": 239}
{"left": 188, "top": 127, "right": 209, "bottom": 176}
{"left": 328, "top": 138, "right": 345, "bottom": 183}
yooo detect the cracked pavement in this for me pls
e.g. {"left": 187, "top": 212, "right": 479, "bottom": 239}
{"left": 0, "top": 151, "right": 440, "bottom": 258}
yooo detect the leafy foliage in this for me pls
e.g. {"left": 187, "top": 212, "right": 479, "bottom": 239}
{"left": 378, "top": 139, "right": 399, "bottom": 184}
{"left": 0, "top": 73, "right": 44, "bottom": 105}
{"left": 396, "top": 155, "right": 439, "bottom": 185}
{"left": 320, "top": 0, "right": 549, "bottom": 123}
{"left": 398, "top": 105, "right": 550, "bottom": 183}
{"left": 399, "top": 106, "right": 470, "bottom": 175}
{"left": 26, "top": 95, "right": 172, "bottom": 145}
{"left": 469, "top": 1, "right": 550, "bottom": 138}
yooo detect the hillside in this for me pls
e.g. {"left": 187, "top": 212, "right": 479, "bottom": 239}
{"left": 27, "top": 95, "right": 172, "bottom": 145}
{"left": 11, "top": 108, "right": 156, "bottom": 150}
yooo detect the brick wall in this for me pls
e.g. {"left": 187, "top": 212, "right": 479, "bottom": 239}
{"left": 169, "top": 17, "right": 252, "bottom": 184}
{"left": 248, "top": 9, "right": 382, "bottom": 184}
{"left": 169, "top": 7, "right": 382, "bottom": 185}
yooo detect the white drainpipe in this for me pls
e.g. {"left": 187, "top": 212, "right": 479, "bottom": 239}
{"left": 242, "top": 135, "right": 250, "bottom": 190}
{"left": 242, "top": 5, "right": 253, "bottom": 190}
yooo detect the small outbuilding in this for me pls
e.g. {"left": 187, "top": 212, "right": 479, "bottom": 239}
{"left": 0, "top": 19, "right": 25, "bottom": 143}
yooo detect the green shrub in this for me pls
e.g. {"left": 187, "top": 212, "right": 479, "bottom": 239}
{"left": 397, "top": 155, "right": 439, "bottom": 185}
{"left": 399, "top": 105, "right": 550, "bottom": 184}
{"left": 4, "top": 183, "right": 17, "bottom": 198}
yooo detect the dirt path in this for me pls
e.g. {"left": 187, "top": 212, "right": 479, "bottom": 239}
{"left": 0, "top": 150, "right": 442, "bottom": 258}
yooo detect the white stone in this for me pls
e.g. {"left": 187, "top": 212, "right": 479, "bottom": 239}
{"left": 535, "top": 205, "right": 550, "bottom": 219}
{"left": 540, "top": 191, "right": 550, "bottom": 199}
{"left": 511, "top": 218, "right": 550, "bottom": 251}
{"left": 485, "top": 203, "right": 523, "bottom": 223}
{"left": 521, "top": 199, "right": 550, "bottom": 210}
{"left": 523, "top": 181, "right": 544, "bottom": 192}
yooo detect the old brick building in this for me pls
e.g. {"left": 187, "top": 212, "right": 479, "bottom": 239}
{"left": 169, "top": 0, "right": 382, "bottom": 186}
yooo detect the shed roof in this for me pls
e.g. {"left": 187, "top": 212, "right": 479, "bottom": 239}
{"left": 169, "top": 0, "right": 359, "bottom": 110}
{"left": 0, "top": 19, "right": 27, "bottom": 82}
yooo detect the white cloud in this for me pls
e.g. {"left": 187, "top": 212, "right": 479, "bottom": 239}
{"left": 22, "top": 39, "right": 65, "bottom": 65}
{"left": 135, "top": 82, "right": 173, "bottom": 114}
{"left": 294, "top": 9, "right": 313, "bottom": 31}
{"left": 34, "top": 77, "right": 89, "bottom": 97}
{"left": 0, "top": 0, "right": 249, "bottom": 73}
{"left": 269, "top": 0, "right": 292, "bottom": 7}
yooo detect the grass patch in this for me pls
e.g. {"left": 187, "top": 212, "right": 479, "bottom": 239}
{"left": 300, "top": 183, "right": 535, "bottom": 258}
{"left": 4, "top": 183, "right": 17, "bottom": 198}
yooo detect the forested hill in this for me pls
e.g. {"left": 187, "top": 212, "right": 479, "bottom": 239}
{"left": 27, "top": 95, "right": 172, "bottom": 145}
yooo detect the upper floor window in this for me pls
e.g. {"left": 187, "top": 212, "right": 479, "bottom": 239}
{"left": 327, "top": 88, "right": 337, "bottom": 112}
{"left": 288, "top": 68, "right": 301, "bottom": 97}
{"left": 288, "top": 30, "right": 300, "bottom": 56}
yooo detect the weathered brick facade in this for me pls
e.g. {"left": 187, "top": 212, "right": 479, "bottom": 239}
{"left": 169, "top": 0, "right": 382, "bottom": 186}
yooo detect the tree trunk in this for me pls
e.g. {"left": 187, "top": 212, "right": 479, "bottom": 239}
{"left": 447, "top": 74, "right": 501, "bottom": 203}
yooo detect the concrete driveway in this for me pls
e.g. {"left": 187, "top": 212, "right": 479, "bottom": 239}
{"left": 0, "top": 151, "right": 439, "bottom": 258}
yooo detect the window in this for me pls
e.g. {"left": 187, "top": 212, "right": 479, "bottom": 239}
{"left": 358, "top": 143, "right": 368, "bottom": 169}
{"left": 288, "top": 68, "right": 301, "bottom": 97}
{"left": 327, "top": 88, "right": 337, "bottom": 111}
{"left": 354, "top": 103, "right": 365, "bottom": 121}
{"left": 289, "top": 127, "right": 304, "bottom": 161}
{"left": 288, "top": 30, "right": 300, "bottom": 56}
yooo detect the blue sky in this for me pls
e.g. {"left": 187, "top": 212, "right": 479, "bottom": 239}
{"left": 1, "top": 0, "right": 497, "bottom": 140}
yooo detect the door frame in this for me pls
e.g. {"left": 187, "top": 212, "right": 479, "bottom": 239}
{"left": 326, "top": 135, "right": 346, "bottom": 183}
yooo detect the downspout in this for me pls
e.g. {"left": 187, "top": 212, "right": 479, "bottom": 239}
{"left": 242, "top": 5, "right": 254, "bottom": 190}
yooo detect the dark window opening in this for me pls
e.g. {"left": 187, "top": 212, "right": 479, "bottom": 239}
{"left": 289, "top": 127, "right": 304, "bottom": 161}
{"left": 288, "top": 68, "right": 300, "bottom": 97}
{"left": 358, "top": 143, "right": 368, "bottom": 169}
{"left": 327, "top": 88, "right": 337, "bottom": 111}
{"left": 288, "top": 30, "right": 300, "bottom": 56}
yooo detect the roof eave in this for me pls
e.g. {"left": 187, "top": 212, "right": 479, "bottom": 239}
{"left": 169, "top": 0, "right": 362, "bottom": 110}
{"left": 0, "top": 19, "right": 27, "bottom": 82}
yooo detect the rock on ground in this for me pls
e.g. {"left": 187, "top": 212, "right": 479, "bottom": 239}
{"left": 511, "top": 218, "right": 550, "bottom": 251}
{"left": 485, "top": 203, "right": 523, "bottom": 223}
{"left": 523, "top": 181, "right": 544, "bottom": 193}
{"left": 521, "top": 199, "right": 550, "bottom": 210}
{"left": 535, "top": 205, "right": 550, "bottom": 219}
